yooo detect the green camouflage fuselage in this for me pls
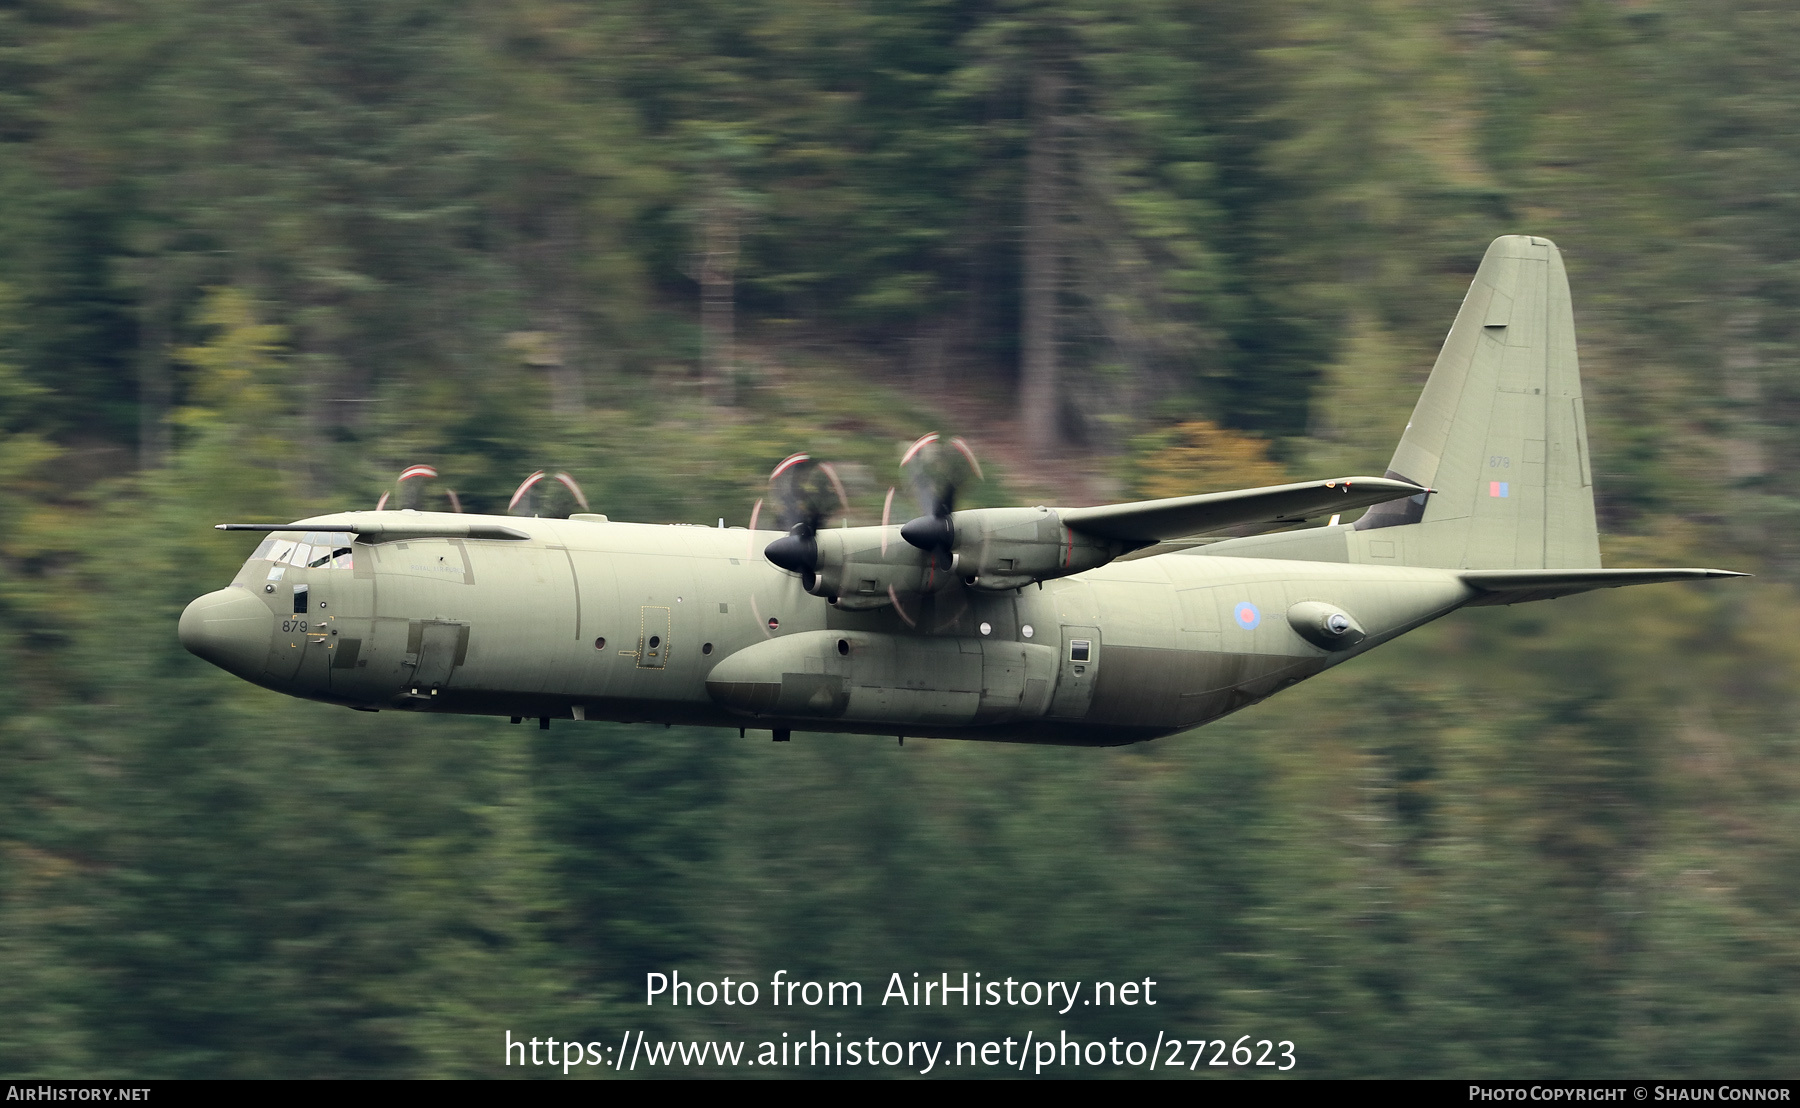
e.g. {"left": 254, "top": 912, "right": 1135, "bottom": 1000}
{"left": 184, "top": 514, "right": 1471, "bottom": 746}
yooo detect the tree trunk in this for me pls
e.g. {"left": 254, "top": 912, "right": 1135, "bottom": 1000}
{"left": 700, "top": 188, "right": 739, "bottom": 407}
{"left": 546, "top": 206, "right": 585, "bottom": 418}
{"left": 1020, "top": 60, "right": 1065, "bottom": 454}
{"left": 1722, "top": 305, "right": 1764, "bottom": 484}
{"left": 137, "top": 262, "right": 171, "bottom": 471}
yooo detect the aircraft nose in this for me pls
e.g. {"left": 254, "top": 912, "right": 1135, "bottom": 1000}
{"left": 179, "top": 587, "right": 271, "bottom": 678}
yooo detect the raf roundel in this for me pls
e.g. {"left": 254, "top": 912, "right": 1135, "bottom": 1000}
{"left": 1233, "top": 601, "right": 1261, "bottom": 631}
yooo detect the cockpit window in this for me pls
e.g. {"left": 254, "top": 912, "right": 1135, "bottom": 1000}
{"left": 267, "top": 537, "right": 300, "bottom": 566}
{"left": 256, "top": 531, "right": 353, "bottom": 570}
{"left": 304, "top": 545, "right": 353, "bottom": 569}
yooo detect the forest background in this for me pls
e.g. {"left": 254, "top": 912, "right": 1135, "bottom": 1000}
{"left": 1, "top": 0, "right": 1798, "bottom": 1078}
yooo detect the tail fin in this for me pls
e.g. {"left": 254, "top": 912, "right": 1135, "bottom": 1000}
{"left": 1348, "top": 235, "right": 1600, "bottom": 570}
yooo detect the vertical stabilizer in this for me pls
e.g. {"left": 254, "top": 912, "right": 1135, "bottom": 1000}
{"left": 1348, "top": 235, "right": 1600, "bottom": 570}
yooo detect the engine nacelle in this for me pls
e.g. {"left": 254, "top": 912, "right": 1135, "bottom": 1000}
{"left": 948, "top": 506, "right": 1125, "bottom": 591}
{"left": 804, "top": 527, "right": 964, "bottom": 609}
{"left": 767, "top": 510, "right": 1129, "bottom": 611}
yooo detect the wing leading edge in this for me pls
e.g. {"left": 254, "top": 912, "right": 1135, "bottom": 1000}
{"left": 216, "top": 514, "right": 531, "bottom": 543}
{"left": 1060, "top": 476, "right": 1428, "bottom": 545}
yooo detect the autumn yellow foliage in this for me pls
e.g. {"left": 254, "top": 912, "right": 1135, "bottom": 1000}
{"left": 1134, "top": 420, "right": 1289, "bottom": 498}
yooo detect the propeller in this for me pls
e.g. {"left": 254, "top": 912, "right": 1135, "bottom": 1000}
{"left": 874, "top": 433, "right": 983, "bottom": 628}
{"left": 894, "top": 433, "right": 982, "bottom": 571}
{"left": 507, "top": 470, "right": 590, "bottom": 517}
{"left": 377, "top": 464, "right": 463, "bottom": 513}
{"left": 760, "top": 453, "right": 848, "bottom": 589}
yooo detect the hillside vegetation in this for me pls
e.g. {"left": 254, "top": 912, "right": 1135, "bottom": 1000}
{"left": 2, "top": 0, "right": 1798, "bottom": 1076}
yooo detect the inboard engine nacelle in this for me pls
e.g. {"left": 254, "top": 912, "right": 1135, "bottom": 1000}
{"left": 791, "top": 507, "right": 1126, "bottom": 609}
{"left": 934, "top": 505, "right": 1126, "bottom": 591}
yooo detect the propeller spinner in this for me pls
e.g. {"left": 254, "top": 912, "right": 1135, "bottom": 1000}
{"left": 760, "top": 453, "right": 849, "bottom": 591}
{"left": 894, "top": 433, "right": 982, "bottom": 571}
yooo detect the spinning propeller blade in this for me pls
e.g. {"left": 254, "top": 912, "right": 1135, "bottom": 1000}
{"left": 896, "top": 433, "right": 981, "bottom": 571}
{"left": 762, "top": 454, "right": 848, "bottom": 583}
{"left": 508, "top": 470, "right": 590, "bottom": 517}
{"left": 383, "top": 464, "right": 462, "bottom": 512}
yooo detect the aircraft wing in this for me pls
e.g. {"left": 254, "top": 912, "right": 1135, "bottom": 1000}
{"left": 215, "top": 515, "right": 531, "bottom": 543}
{"left": 1460, "top": 567, "right": 1750, "bottom": 606}
{"left": 1059, "top": 476, "right": 1427, "bottom": 544}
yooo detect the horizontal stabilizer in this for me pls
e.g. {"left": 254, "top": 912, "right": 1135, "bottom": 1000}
{"left": 1061, "top": 476, "right": 1427, "bottom": 544}
{"left": 216, "top": 514, "right": 531, "bottom": 543}
{"left": 1461, "top": 567, "right": 1749, "bottom": 606}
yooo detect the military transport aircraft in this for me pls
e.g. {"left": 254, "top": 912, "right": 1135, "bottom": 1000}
{"left": 180, "top": 236, "right": 1745, "bottom": 745}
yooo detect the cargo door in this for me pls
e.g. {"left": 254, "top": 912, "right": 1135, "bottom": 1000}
{"left": 1047, "top": 625, "right": 1100, "bottom": 719}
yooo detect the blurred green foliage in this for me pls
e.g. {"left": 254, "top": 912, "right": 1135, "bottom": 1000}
{"left": 1, "top": 0, "right": 1798, "bottom": 1079}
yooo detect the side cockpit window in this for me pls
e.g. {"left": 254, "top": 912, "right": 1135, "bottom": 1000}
{"left": 266, "top": 535, "right": 302, "bottom": 566}
{"left": 305, "top": 545, "right": 353, "bottom": 569}
{"left": 306, "top": 531, "right": 353, "bottom": 569}
{"left": 256, "top": 531, "right": 353, "bottom": 570}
